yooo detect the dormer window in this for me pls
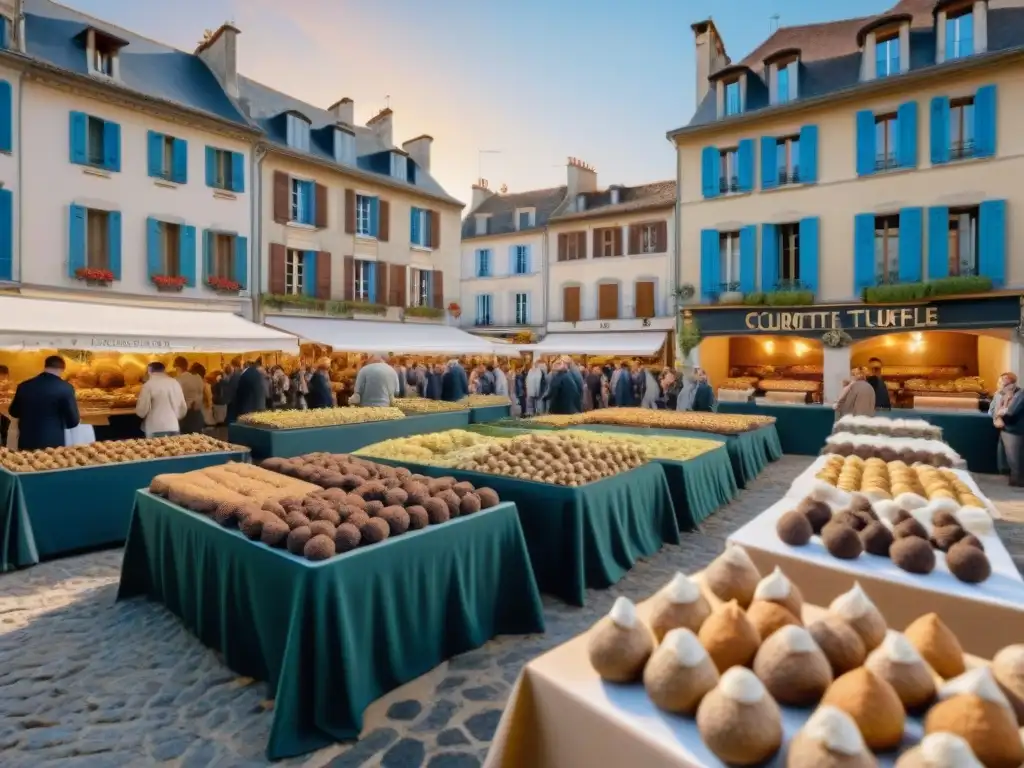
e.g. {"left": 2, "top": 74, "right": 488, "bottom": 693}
{"left": 94, "top": 47, "right": 112, "bottom": 76}
{"left": 79, "top": 28, "right": 128, "bottom": 80}
{"left": 390, "top": 152, "right": 408, "bottom": 180}
{"left": 516, "top": 209, "right": 535, "bottom": 229}
{"left": 876, "top": 31, "right": 900, "bottom": 77}
{"left": 946, "top": 7, "right": 974, "bottom": 60}
{"left": 610, "top": 188, "right": 620, "bottom": 205}
{"left": 724, "top": 80, "right": 742, "bottom": 115}
{"left": 474, "top": 214, "right": 490, "bottom": 236}
{"left": 764, "top": 50, "right": 800, "bottom": 106}
{"left": 285, "top": 113, "right": 311, "bottom": 152}
{"left": 857, "top": 15, "right": 910, "bottom": 80}
{"left": 0, "top": 15, "right": 11, "bottom": 50}
{"left": 333, "top": 127, "right": 355, "bottom": 165}
{"left": 576, "top": 193, "right": 586, "bottom": 212}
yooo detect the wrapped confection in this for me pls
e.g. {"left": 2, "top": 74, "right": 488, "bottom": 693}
{"left": 809, "top": 616, "right": 868, "bottom": 676}
{"left": 752, "top": 625, "right": 833, "bottom": 706}
{"left": 786, "top": 705, "right": 878, "bottom": 768}
{"left": 643, "top": 628, "right": 719, "bottom": 715}
{"left": 696, "top": 667, "right": 783, "bottom": 766}
{"left": 699, "top": 599, "right": 762, "bottom": 673}
{"left": 821, "top": 668, "right": 906, "bottom": 751}
{"left": 704, "top": 546, "right": 761, "bottom": 608}
{"left": 865, "top": 632, "right": 936, "bottom": 711}
{"left": 828, "top": 583, "right": 887, "bottom": 652}
{"left": 647, "top": 573, "right": 712, "bottom": 642}
{"left": 894, "top": 732, "right": 984, "bottom": 768}
{"left": 752, "top": 566, "right": 804, "bottom": 618}
{"left": 991, "top": 644, "right": 1024, "bottom": 725}
{"left": 587, "top": 597, "right": 654, "bottom": 683}
{"left": 904, "top": 613, "right": 965, "bottom": 680}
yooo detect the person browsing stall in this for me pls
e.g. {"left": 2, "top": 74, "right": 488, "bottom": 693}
{"left": 994, "top": 372, "right": 1024, "bottom": 486}
{"left": 9, "top": 356, "right": 80, "bottom": 450}
{"left": 834, "top": 367, "right": 876, "bottom": 420}
{"left": 135, "top": 362, "right": 187, "bottom": 438}
{"left": 353, "top": 354, "right": 400, "bottom": 407}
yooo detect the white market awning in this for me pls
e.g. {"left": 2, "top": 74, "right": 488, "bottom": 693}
{"left": 264, "top": 316, "right": 501, "bottom": 355}
{"left": 531, "top": 332, "right": 667, "bottom": 357}
{"left": 0, "top": 295, "right": 299, "bottom": 353}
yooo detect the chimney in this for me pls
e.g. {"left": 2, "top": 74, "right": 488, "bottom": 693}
{"left": 566, "top": 157, "right": 598, "bottom": 199}
{"left": 0, "top": 0, "right": 23, "bottom": 52}
{"left": 366, "top": 107, "right": 393, "bottom": 148}
{"left": 328, "top": 97, "right": 354, "bottom": 126}
{"left": 402, "top": 135, "right": 433, "bottom": 172}
{"left": 196, "top": 22, "right": 240, "bottom": 99}
{"left": 471, "top": 178, "right": 494, "bottom": 211}
{"left": 691, "top": 19, "right": 729, "bottom": 110}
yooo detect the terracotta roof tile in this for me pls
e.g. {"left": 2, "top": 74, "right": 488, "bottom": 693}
{"left": 461, "top": 186, "right": 567, "bottom": 239}
{"left": 549, "top": 180, "right": 676, "bottom": 223}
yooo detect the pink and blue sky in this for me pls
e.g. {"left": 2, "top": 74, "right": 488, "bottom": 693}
{"left": 60, "top": 0, "right": 900, "bottom": 204}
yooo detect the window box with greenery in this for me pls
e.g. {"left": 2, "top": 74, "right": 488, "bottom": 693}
{"left": 743, "top": 281, "right": 815, "bottom": 306}
{"left": 260, "top": 293, "right": 386, "bottom": 317}
{"left": 404, "top": 305, "right": 445, "bottom": 320}
{"left": 862, "top": 274, "right": 992, "bottom": 303}
{"left": 717, "top": 281, "right": 744, "bottom": 304}
{"left": 202, "top": 230, "right": 247, "bottom": 295}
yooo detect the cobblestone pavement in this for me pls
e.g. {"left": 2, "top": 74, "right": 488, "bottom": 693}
{"left": 0, "top": 456, "right": 1021, "bottom": 767}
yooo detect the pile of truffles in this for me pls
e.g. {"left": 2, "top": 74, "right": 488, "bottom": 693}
{"left": 585, "top": 554, "right": 1024, "bottom": 767}
{"left": 0, "top": 434, "right": 242, "bottom": 473}
{"left": 834, "top": 415, "right": 943, "bottom": 441}
{"left": 813, "top": 454, "right": 986, "bottom": 508}
{"left": 453, "top": 433, "right": 647, "bottom": 486}
{"left": 776, "top": 487, "right": 993, "bottom": 583}
{"left": 824, "top": 433, "right": 962, "bottom": 469}
{"left": 583, "top": 407, "right": 775, "bottom": 436}
{"left": 392, "top": 397, "right": 468, "bottom": 414}
{"left": 237, "top": 406, "right": 405, "bottom": 430}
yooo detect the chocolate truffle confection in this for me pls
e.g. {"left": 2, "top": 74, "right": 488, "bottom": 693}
{"left": 828, "top": 583, "right": 887, "bottom": 652}
{"left": 931, "top": 509, "right": 960, "bottom": 529}
{"left": 752, "top": 625, "right": 833, "bottom": 706}
{"left": 865, "top": 632, "right": 936, "bottom": 711}
{"left": 822, "top": 521, "right": 864, "bottom": 560}
{"left": 752, "top": 566, "right": 803, "bottom": 618}
{"left": 647, "top": 573, "right": 712, "bottom": 642}
{"left": 333, "top": 523, "right": 361, "bottom": 553}
{"left": 929, "top": 524, "right": 966, "bottom": 552}
{"left": 587, "top": 597, "right": 654, "bottom": 683}
{"left": 833, "top": 509, "right": 868, "bottom": 531}
{"left": 992, "top": 644, "right": 1024, "bottom": 725}
{"left": 894, "top": 517, "right": 929, "bottom": 540}
{"left": 704, "top": 546, "right": 761, "bottom": 608}
{"left": 894, "top": 732, "right": 984, "bottom": 768}
{"left": 890, "top": 536, "right": 936, "bottom": 575}
{"left": 860, "top": 521, "right": 894, "bottom": 557}
{"left": 809, "top": 617, "right": 868, "bottom": 676}
{"left": 798, "top": 496, "right": 834, "bottom": 534}
{"left": 776, "top": 509, "right": 814, "bottom": 546}
{"left": 945, "top": 541, "right": 991, "bottom": 584}
{"left": 786, "top": 705, "right": 877, "bottom": 768}
{"left": 821, "top": 668, "right": 906, "bottom": 751}
{"left": 643, "top": 628, "right": 719, "bottom": 715}
{"left": 696, "top": 667, "right": 783, "bottom": 766}
{"left": 303, "top": 533, "right": 335, "bottom": 561}
{"left": 476, "top": 487, "right": 500, "bottom": 509}
{"left": 959, "top": 533, "right": 984, "bottom": 551}
{"left": 746, "top": 600, "right": 801, "bottom": 642}
{"left": 904, "top": 613, "right": 965, "bottom": 680}
{"left": 698, "top": 599, "right": 762, "bottom": 673}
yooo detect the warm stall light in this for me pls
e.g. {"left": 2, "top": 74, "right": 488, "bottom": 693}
{"left": 763, "top": 340, "right": 775, "bottom": 354}
{"left": 793, "top": 341, "right": 808, "bottom": 357}
{"left": 884, "top": 336, "right": 895, "bottom": 347}
{"left": 911, "top": 332, "right": 923, "bottom": 343}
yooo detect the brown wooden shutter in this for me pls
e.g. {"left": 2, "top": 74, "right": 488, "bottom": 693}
{"left": 563, "top": 286, "right": 580, "bottom": 322}
{"left": 390, "top": 264, "right": 407, "bottom": 306}
{"left": 613, "top": 227, "right": 623, "bottom": 257}
{"left": 314, "top": 184, "right": 328, "bottom": 229}
{"left": 378, "top": 200, "right": 390, "bottom": 242}
{"left": 273, "top": 172, "right": 289, "bottom": 224}
{"left": 593, "top": 229, "right": 602, "bottom": 258}
{"left": 429, "top": 210, "right": 440, "bottom": 248}
{"left": 376, "top": 260, "right": 388, "bottom": 304}
{"left": 558, "top": 234, "right": 567, "bottom": 262}
{"left": 343, "top": 255, "right": 354, "bottom": 300}
{"left": 269, "top": 243, "right": 286, "bottom": 294}
{"left": 628, "top": 225, "right": 640, "bottom": 255}
{"left": 315, "top": 251, "right": 332, "bottom": 299}
{"left": 344, "top": 190, "right": 356, "bottom": 234}
{"left": 599, "top": 283, "right": 619, "bottom": 320}
{"left": 655, "top": 220, "right": 668, "bottom": 253}
{"left": 432, "top": 270, "right": 444, "bottom": 309}
{"left": 577, "top": 232, "right": 587, "bottom": 259}
{"left": 635, "top": 281, "right": 655, "bottom": 318}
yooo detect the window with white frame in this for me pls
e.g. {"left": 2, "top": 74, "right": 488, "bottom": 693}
{"left": 724, "top": 79, "right": 742, "bottom": 115}
{"left": 600, "top": 228, "right": 616, "bottom": 258}
{"left": 718, "top": 231, "right": 740, "bottom": 291}
{"left": 476, "top": 249, "right": 492, "bottom": 278}
{"left": 334, "top": 128, "right": 355, "bottom": 165}
{"left": 778, "top": 223, "right": 801, "bottom": 284}
{"left": 640, "top": 224, "right": 658, "bottom": 254}
{"left": 391, "top": 152, "right": 408, "bottom": 179}
{"left": 514, "top": 292, "right": 529, "bottom": 325}
{"left": 354, "top": 259, "right": 371, "bottom": 300}
{"left": 290, "top": 179, "right": 314, "bottom": 225}
{"left": 93, "top": 46, "right": 113, "bottom": 76}
{"left": 356, "top": 195, "right": 373, "bottom": 236}
{"left": 411, "top": 207, "right": 431, "bottom": 247}
{"left": 285, "top": 249, "right": 304, "bottom": 295}
{"left": 947, "top": 206, "right": 979, "bottom": 277}
{"left": 775, "top": 62, "right": 792, "bottom": 104}
{"left": 517, "top": 210, "right": 532, "bottom": 230}
{"left": 874, "top": 215, "right": 900, "bottom": 284}
{"left": 514, "top": 245, "right": 529, "bottom": 274}
{"left": 876, "top": 31, "right": 900, "bottom": 77}
{"left": 946, "top": 8, "right": 974, "bottom": 60}
{"left": 776, "top": 136, "right": 801, "bottom": 184}
{"left": 286, "top": 114, "right": 311, "bottom": 152}
{"left": 475, "top": 294, "right": 493, "bottom": 326}
{"left": 414, "top": 269, "right": 431, "bottom": 307}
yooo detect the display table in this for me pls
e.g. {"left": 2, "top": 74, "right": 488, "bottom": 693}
{"left": 656, "top": 448, "right": 737, "bottom": 530}
{"left": 485, "top": 584, "right": 984, "bottom": 768}
{"left": 470, "top": 404, "right": 511, "bottom": 424}
{"left": 118, "top": 492, "right": 545, "bottom": 761}
{"left": 906, "top": 410, "right": 998, "bottom": 475}
{"left": 717, "top": 402, "right": 833, "bottom": 455}
{"left": 0, "top": 450, "right": 248, "bottom": 572}
{"left": 372, "top": 460, "right": 680, "bottom": 606}
{"left": 228, "top": 411, "right": 472, "bottom": 460}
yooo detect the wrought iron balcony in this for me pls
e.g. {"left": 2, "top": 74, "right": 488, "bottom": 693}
{"left": 950, "top": 140, "right": 976, "bottom": 160}
{"left": 777, "top": 168, "right": 801, "bottom": 185}
{"left": 875, "top": 153, "right": 899, "bottom": 171}
{"left": 718, "top": 175, "right": 740, "bottom": 193}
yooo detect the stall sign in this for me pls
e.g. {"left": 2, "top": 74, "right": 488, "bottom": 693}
{"left": 86, "top": 337, "right": 173, "bottom": 350}
{"left": 744, "top": 306, "right": 939, "bottom": 332}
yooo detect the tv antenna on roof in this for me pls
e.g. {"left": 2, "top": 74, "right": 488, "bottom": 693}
{"left": 385, "top": 94, "right": 391, "bottom": 109}
{"left": 770, "top": 14, "right": 780, "bottom": 34}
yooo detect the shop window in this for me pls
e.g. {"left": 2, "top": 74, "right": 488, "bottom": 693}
{"left": 211, "top": 233, "right": 235, "bottom": 280}
{"left": 875, "top": 31, "right": 900, "bottom": 77}
{"left": 161, "top": 222, "right": 180, "bottom": 276}
{"left": 285, "top": 248, "right": 304, "bottom": 295}
{"left": 354, "top": 259, "right": 372, "bottom": 300}
{"left": 776, "top": 136, "right": 800, "bottom": 185}
{"left": 950, "top": 97, "right": 976, "bottom": 159}
{"left": 875, "top": 114, "right": 899, "bottom": 170}
{"left": 778, "top": 223, "right": 801, "bottom": 284}
{"left": 718, "top": 231, "right": 740, "bottom": 292}
{"left": 724, "top": 79, "right": 742, "bottom": 115}
{"left": 874, "top": 214, "right": 900, "bottom": 283}
{"left": 947, "top": 206, "right": 979, "bottom": 277}
{"left": 946, "top": 7, "right": 974, "bottom": 61}
{"left": 87, "top": 208, "right": 110, "bottom": 269}
{"left": 718, "top": 147, "right": 739, "bottom": 193}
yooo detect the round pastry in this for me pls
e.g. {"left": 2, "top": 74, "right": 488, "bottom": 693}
{"left": 894, "top": 732, "right": 984, "bottom": 768}
{"left": 809, "top": 616, "right": 868, "bottom": 677}
{"left": 991, "top": 644, "right": 1024, "bottom": 725}
{"left": 696, "top": 667, "right": 783, "bottom": 766}
{"left": 752, "top": 566, "right": 803, "bottom": 619}
{"left": 848, "top": 494, "right": 876, "bottom": 517}
{"left": 777, "top": 510, "right": 814, "bottom": 546}
{"left": 704, "top": 546, "right": 761, "bottom": 608}
{"left": 890, "top": 536, "right": 936, "bottom": 575}
{"left": 752, "top": 625, "right": 833, "bottom": 706}
{"left": 833, "top": 509, "right": 869, "bottom": 532}
{"left": 746, "top": 600, "right": 801, "bottom": 641}
{"left": 946, "top": 541, "right": 991, "bottom": 584}
{"left": 821, "top": 667, "right": 906, "bottom": 751}
{"left": 865, "top": 632, "right": 936, "bottom": 711}
{"left": 786, "top": 705, "right": 877, "bottom": 768}
{"left": 904, "top": 612, "right": 965, "bottom": 680}
{"left": 798, "top": 496, "right": 834, "bottom": 534}
{"left": 647, "top": 572, "right": 712, "bottom": 642}
{"left": 894, "top": 517, "right": 929, "bottom": 540}
{"left": 822, "top": 522, "right": 864, "bottom": 560}
{"left": 587, "top": 597, "right": 655, "bottom": 683}
{"left": 959, "top": 534, "right": 984, "bottom": 552}
{"left": 643, "top": 628, "right": 719, "bottom": 715}
{"left": 860, "top": 522, "right": 894, "bottom": 557}
{"left": 698, "top": 599, "right": 762, "bottom": 673}
{"left": 828, "top": 583, "right": 887, "bottom": 652}
{"left": 930, "top": 524, "right": 966, "bottom": 553}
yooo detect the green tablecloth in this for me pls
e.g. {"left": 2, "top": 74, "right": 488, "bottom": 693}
{"left": 0, "top": 450, "right": 248, "bottom": 572}
{"left": 469, "top": 404, "right": 511, "bottom": 423}
{"left": 372, "top": 460, "right": 679, "bottom": 606}
{"left": 902, "top": 410, "right": 998, "bottom": 474}
{"left": 117, "top": 492, "right": 544, "bottom": 760}
{"left": 228, "top": 411, "right": 472, "bottom": 460}
{"left": 717, "top": 402, "right": 834, "bottom": 455}
{"left": 657, "top": 447, "right": 738, "bottom": 530}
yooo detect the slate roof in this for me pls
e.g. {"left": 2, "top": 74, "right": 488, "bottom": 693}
{"left": 548, "top": 180, "right": 676, "bottom": 223}
{"left": 21, "top": 0, "right": 251, "bottom": 127}
{"left": 461, "top": 186, "right": 566, "bottom": 239}
{"left": 676, "top": 0, "right": 1024, "bottom": 135}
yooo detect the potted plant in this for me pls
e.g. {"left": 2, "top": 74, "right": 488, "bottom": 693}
{"left": 74, "top": 267, "right": 114, "bottom": 287}
{"left": 718, "top": 281, "right": 743, "bottom": 305}
{"left": 447, "top": 301, "right": 462, "bottom": 318}
{"left": 151, "top": 274, "right": 188, "bottom": 292}
{"left": 206, "top": 276, "right": 241, "bottom": 294}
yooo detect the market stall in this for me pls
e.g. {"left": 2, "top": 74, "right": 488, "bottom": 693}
{"left": 118, "top": 458, "right": 545, "bottom": 760}
{"left": 527, "top": 331, "right": 670, "bottom": 370}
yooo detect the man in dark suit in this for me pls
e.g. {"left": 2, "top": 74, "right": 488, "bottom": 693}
{"left": 692, "top": 369, "right": 716, "bottom": 412}
{"left": 441, "top": 360, "right": 469, "bottom": 402}
{"left": 233, "top": 359, "right": 267, "bottom": 419}
{"left": 9, "top": 356, "right": 80, "bottom": 450}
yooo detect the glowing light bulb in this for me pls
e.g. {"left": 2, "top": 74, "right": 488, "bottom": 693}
{"left": 764, "top": 340, "right": 775, "bottom": 354}
{"left": 794, "top": 341, "right": 808, "bottom": 357}
{"left": 911, "top": 332, "right": 923, "bottom": 343}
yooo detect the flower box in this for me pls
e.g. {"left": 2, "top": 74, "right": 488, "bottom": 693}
{"left": 151, "top": 274, "right": 188, "bottom": 292}
{"left": 206, "top": 276, "right": 241, "bottom": 294}
{"left": 74, "top": 267, "right": 114, "bottom": 287}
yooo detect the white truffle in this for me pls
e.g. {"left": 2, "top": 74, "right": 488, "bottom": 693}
{"left": 609, "top": 596, "right": 637, "bottom": 629}
{"left": 665, "top": 627, "right": 707, "bottom": 668}
{"left": 939, "top": 667, "right": 1013, "bottom": 710}
{"left": 920, "top": 733, "right": 984, "bottom": 767}
{"left": 720, "top": 666, "right": 767, "bottom": 704}
{"left": 802, "top": 705, "right": 869, "bottom": 756}
{"left": 661, "top": 572, "right": 701, "bottom": 604}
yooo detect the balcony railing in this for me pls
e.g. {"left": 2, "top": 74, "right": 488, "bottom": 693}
{"left": 718, "top": 175, "right": 740, "bottom": 194}
{"left": 875, "top": 152, "right": 899, "bottom": 171}
{"left": 777, "top": 168, "right": 801, "bottom": 185}
{"left": 950, "top": 139, "right": 976, "bottom": 160}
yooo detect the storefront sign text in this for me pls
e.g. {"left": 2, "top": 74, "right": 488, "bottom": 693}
{"left": 744, "top": 307, "right": 940, "bottom": 332}
{"left": 88, "top": 337, "right": 173, "bottom": 349}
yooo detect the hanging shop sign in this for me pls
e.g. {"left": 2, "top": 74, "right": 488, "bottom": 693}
{"left": 744, "top": 306, "right": 939, "bottom": 332}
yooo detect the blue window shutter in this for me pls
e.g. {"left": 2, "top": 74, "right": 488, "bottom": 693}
{"left": 854, "top": 213, "right": 876, "bottom": 296}
{"left": 974, "top": 84, "right": 997, "bottom": 158}
{"left": 202, "top": 230, "right": 212, "bottom": 284}
{"left": 760, "top": 136, "right": 778, "bottom": 189}
{"left": 172, "top": 138, "right": 188, "bottom": 183}
{"left": 760, "top": 224, "right": 778, "bottom": 292}
{"left": 368, "top": 261, "right": 377, "bottom": 302}
{"left": 146, "top": 217, "right": 161, "bottom": 278}
{"left": 896, "top": 102, "right": 918, "bottom": 169}
{"left": 799, "top": 125, "right": 819, "bottom": 183}
{"left": 737, "top": 139, "right": 754, "bottom": 193}
{"left": 231, "top": 152, "right": 245, "bottom": 192}
{"left": 69, "top": 111, "right": 87, "bottom": 165}
{"left": 0, "top": 188, "right": 11, "bottom": 280}
{"left": 474, "top": 249, "right": 481, "bottom": 277}
{"left": 700, "top": 146, "right": 719, "bottom": 198}
{"left": 699, "top": 229, "right": 720, "bottom": 299}
{"left": 68, "top": 204, "right": 86, "bottom": 278}
{"left": 898, "top": 207, "right": 923, "bottom": 283}
{"left": 410, "top": 207, "right": 420, "bottom": 245}
{"left": 234, "top": 235, "right": 248, "bottom": 288}
{"left": 0, "top": 80, "right": 12, "bottom": 153}
{"left": 103, "top": 121, "right": 120, "bottom": 172}
{"left": 930, "top": 97, "right": 951, "bottom": 164}
{"left": 147, "top": 131, "right": 162, "bottom": 178}
{"left": 525, "top": 245, "right": 532, "bottom": 274}
{"left": 927, "top": 206, "right": 949, "bottom": 280}
{"left": 475, "top": 294, "right": 482, "bottom": 322}
{"left": 979, "top": 199, "right": 1006, "bottom": 287}
{"left": 798, "top": 217, "right": 820, "bottom": 295}
{"left": 370, "top": 197, "right": 380, "bottom": 237}
{"left": 856, "top": 110, "right": 876, "bottom": 176}
{"left": 738, "top": 225, "right": 756, "bottom": 293}
{"left": 180, "top": 225, "right": 196, "bottom": 287}
{"left": 205, "top": 147, "right": 216, "bottom": 187}
{"left": 303, "top": 250, "right": 317, "bottom": 296}
{"left": 107, "top": 211, "right": 122, "bottom": 280}
{"left": 424, "top": 210, "right": 432, "bottom": 247}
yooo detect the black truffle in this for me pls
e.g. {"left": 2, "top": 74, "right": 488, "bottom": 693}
{"left": 477, "top": 488, "right": 500, "bottom": 509}
{"left": 946, "top": 541, "right": 991, "bottom": 583}
{"left": 959, "top": 533, "right": 984, "bottom": 552}
{"left": 822, "top": 521, "right": 863, "bottom": 560}
{"left": 436, "top": 489, "right": 461, "bottom": 518}
{"left": 406, "top": 505, "right": 429, "bottom": 530}
{"left": 364, "top": 500, "right": 385, "bottom": 516}
{"left": 346, "top": 511, "right": 370, "bottom": 529}
{"left": 849, "top": 495, "right": 875, "bottom": 517}
{"left": 892, "top": 508, "right": 913, "bottom": 526}
{"left": 261, "top": 500, "right": 287, "bottom": 519}
{"left": 240, "top": 513, "right": 267, "bottom": 540}
{"left": 894, "top": 517, "right": 928, "bottom": 540}
{"left": 284, "top": 511, "right": 311, "bottom": 530}
{"left": 213, "top": 502, "right": 240, "bottom": 527}
{"left": 260, "top": 517, "right": 290, "bottom": 547}
{"left": 451, "top": 481, "right": 476, "bottom": 499}
{"left": 797, "top": 497, "right": 832, "bottom": 533}
{"left": 833, "top": 509, "right": 867, "bottom": 531}
{"left": 309, "top": 520, "right": 336, "bottom": 539}
{"left": 428, "top": 477, "right": 455, "bottom": 495}
{"left": 378, "top": 505, "right": 411, "bottom": 535}
{"left": 402, "top": 482, "right": 430, "bottom": 506}
{"left": 929, "top": 524, "right": 967, "bottom": 553}
{"left": 287, "top": 526, "right": 313, "bottom": 555}
{"left": 334, "top": 522, "right": 361, "bottom": 553}
{"left": 860, "top": 521, "right": 894, "bottom": 557}
{"left": 776, "top": 510, "right": 813, "bottom": 546}
{"left": 422, "top": 497, "right": 450, "bottom": 525}
{"left": 890, "top": 536, "right": 936, "bottom": 575}
{"left": 459, "top": 493, "right": 482, "bottom": 516}
{"left": 304, "top": 533, "right": 336, "bottom": 561}
{"left": 932, "top": 509, "right": 960, "bottom": 528}
{"left": 360, "top": 517, "right": 390, "bottom": 545}
{"left": 383, "top": 487, "right": 409, "bottom": 507}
